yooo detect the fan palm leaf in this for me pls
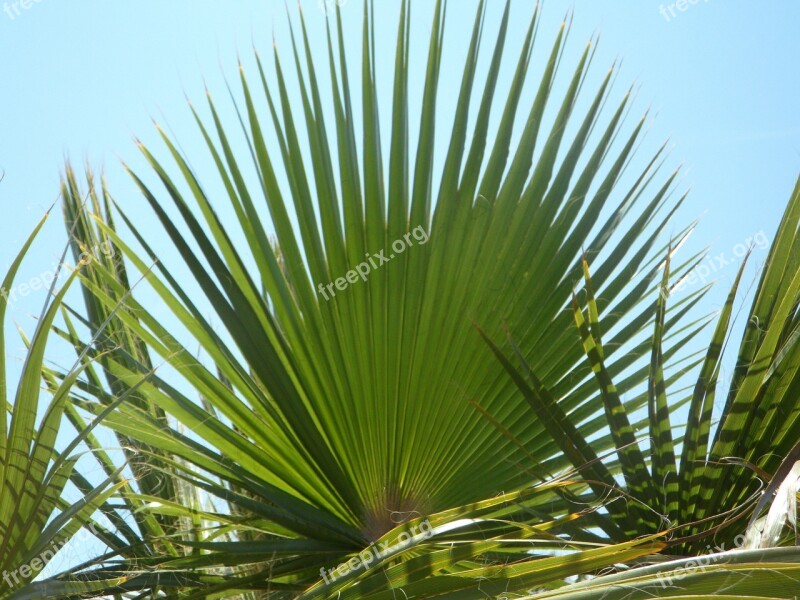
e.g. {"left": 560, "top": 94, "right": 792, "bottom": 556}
{"left": 54, "top": 0, "right": 719, "bottom": 595}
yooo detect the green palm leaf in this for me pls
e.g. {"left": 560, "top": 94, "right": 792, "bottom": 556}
{"left": 51, "top": 1, "right": 800, "bottom": 597}
{"left": 0, "top": 215, "right": 129, "bottom": 599}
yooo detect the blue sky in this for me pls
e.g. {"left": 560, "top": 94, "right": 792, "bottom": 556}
{"left": 1, "top": 1, "right": 799, "bottom": 329}
{"left": 0, "top": 0, "right": 799, "bottom": 575}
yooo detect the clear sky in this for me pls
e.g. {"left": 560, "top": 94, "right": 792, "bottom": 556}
{"left": 1, "top": 0, "right": 799, "bottom": 574}
{"left": 2, "top": 1, "right": 799, "bottom": 325}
